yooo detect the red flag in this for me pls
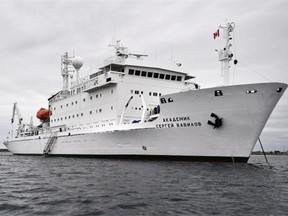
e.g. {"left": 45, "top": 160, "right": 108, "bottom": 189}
{"left": 213, "top": 29, "right": 220, "bottom": 39}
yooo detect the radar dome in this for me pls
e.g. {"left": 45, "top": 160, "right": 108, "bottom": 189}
{"left": 72, "top": 56, "right": 83, "bottom": 70}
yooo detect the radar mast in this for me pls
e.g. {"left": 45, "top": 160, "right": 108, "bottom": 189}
{"left": 216, "top": 22, "right": 237, "bottom": 85}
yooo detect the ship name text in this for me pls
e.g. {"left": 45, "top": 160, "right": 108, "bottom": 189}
{"left": 156, "top": 116, "right": 202, "bottom": 129}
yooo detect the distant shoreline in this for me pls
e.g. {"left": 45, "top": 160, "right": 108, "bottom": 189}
{"left": 252, "top": 151, "right": 288, "bottom": 156}
{"left": 0, "top": 149, "right": 9, "bottom": 152}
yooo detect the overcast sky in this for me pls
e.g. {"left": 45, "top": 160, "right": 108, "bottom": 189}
{"left": 0, "top": 0, "right": 287, "bottom": 151}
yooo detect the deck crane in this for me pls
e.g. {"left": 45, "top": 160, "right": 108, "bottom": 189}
{"left": 11, "top": 102, "right": 24, "bottom": 137}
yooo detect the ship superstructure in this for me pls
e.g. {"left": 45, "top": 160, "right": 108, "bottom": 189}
{"left": 48, "top": 40, "right": 197, "bottom": 134}
{"left": 4, "top": 23, "right": 287, "bottom": 162}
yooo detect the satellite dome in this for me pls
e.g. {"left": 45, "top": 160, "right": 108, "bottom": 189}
{"left": 72, "top": 56, "right": 83, "bottom": 70}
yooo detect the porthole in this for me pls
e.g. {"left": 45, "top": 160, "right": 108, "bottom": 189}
{"left": 276, "top": 88, "right": 282, "bottom": 93}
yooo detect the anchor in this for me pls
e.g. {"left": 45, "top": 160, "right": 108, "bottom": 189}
{"left": 207, "top": 113, "right": 223, "bottom": 129}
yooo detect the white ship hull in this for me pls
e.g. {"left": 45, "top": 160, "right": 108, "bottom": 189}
{"left": 5, "top": 82, "right": 287, "bottom": 162}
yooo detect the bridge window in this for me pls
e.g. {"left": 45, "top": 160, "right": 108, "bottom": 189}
{"left": 147, "top": 72, "right": 153, "bottom": 77}
{"left": 128, "top": 69, "right": 134, "bottom": 75}
{"left": 177, "top": 76, "right": 182, "bottom": 81}
{"left": 141, "top": 71, "right": 147, "bottom": 77}
{"left": 165, "top": 74, "right": 171, "bottom": 80}
{"left": 153, "top": 73, "right": 159, "bottom": 78}
{"left": 135, "top": 70, "right": 141, "bottom": 76}
{"left": 159, "top": 74, "right": 165, "bottom": 79}
{"left": 171, "top": 75, "right": 176, "bottom": 81}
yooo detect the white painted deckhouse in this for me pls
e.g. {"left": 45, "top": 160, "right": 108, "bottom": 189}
{"left": 4, "top": 23, "right": 287, "bottom": 162}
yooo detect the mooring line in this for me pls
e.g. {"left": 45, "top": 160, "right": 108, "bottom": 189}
{"left": 258, "top": 137, "right": 269, "bottom": 165}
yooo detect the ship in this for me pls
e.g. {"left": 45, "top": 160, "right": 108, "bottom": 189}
{"left": 3, "top": 22, "right": 287, "bottom": 162}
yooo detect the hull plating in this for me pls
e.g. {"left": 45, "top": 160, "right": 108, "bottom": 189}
{"left": 6, "top": 82, "right": 287, "bottom": 162}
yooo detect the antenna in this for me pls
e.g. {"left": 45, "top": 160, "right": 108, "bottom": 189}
{"left": 61, "top": 52, "right": 74, "bottom": 92}
{"left": 216, "top": 22, "right": 237, "bottom": 85}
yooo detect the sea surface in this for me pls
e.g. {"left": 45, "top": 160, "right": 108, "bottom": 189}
{"left": 0, "top": 153, "right": 287, "bottom": 216}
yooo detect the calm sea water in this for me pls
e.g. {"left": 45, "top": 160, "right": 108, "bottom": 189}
{"left": 0, "top": 152, "right": 287, "bottom": 216}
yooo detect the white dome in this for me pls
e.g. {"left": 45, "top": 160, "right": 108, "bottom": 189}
{"left": 72, "top": 56, "right": 83, "bottom": 70}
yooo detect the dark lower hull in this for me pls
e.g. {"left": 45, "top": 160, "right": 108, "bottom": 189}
{"left": 13, "top": 153, "right": 249, "bottom": 163}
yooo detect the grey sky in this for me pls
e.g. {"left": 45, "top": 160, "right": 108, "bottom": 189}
{"left": 1, "top": 0, "right": 287, "bottom": 151}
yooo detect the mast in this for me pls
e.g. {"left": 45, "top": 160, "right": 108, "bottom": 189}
{"left": 61, "top": 52, "right": 74, "bottom": 93}
{"left": 217, "top": 22, "right": 237, "bottom": 85}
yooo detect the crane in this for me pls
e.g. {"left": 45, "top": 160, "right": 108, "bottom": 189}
{"left": 11, "top": 102, "right": 24, "bottom": 137}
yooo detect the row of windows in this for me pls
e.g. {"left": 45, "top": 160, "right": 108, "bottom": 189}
{"left": 51, "top": 107, "right": 114, "bottom": 123}
{"left": 128, "top": 69, "right": 182, "bottom": 82}
{"left": 131, "top": 90, "right": 161, "bottom": 97}
{"left": 53, "top": 90, "right": 114, "bottom": 111}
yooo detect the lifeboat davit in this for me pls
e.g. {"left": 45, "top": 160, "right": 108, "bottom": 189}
{"left": 36, "top": 108, "right": 51, "bottom": 121}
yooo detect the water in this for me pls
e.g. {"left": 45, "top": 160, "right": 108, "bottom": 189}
{"left": 0, "top": 153, "right": 287, "bottom": 216}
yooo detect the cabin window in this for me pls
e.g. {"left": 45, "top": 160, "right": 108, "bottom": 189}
{"left": 128, "top": 69, "right": 134, "bottom": 75}
{"left": 141, "top": 71, "right": 147, "bottom": 77}
{"left": 141, "top": 91, "right": 143, "bottom": 94}
{"left": 159, "top": 74, "right": 165, "bottom": 79}
{"left": 90, "top": 96, "right": 93, "bottom": 100}
{"left": 147, "top": 72, "right": 153, "bottom": 77}
{"left": 165, "top": 74, "right": 171, "bottom": 80}
{"left": 111, "top": 106, "right": 113, "bottom": 110}
{"left": 153, "top": 73, "right": 159, "bottom": 78}
{"left": 72, "top": 102, "right": 74, "bottom": 105}
{"left": 83, "top": 98, "right": 86, "bottom": 102}
{"left": 90, "top": 111, "right": 92, "bottom": 115}
{"left": 96, "top": 94, "right": 98, "bottom": 98}
{"left": 135, "top": 70, "right": 141, "bottom": 76}
{"left": 66, "top": 104, "right": 68, "bottom": 107}
{"left": 72, "top": 115, "right": 75, "bottom": 118}
{"left": 171, "top": 75, "right": 176, "bottom": 81}
{"left": 75, "top": 101, "right": 77, "bottom": 104}
{"left": 111, "top": 90, "right": 114, "bottom": 94}
{"left": 177, "top": 76, "right": 182, "bottom": 81}
{"left": 99, "top": 109, "right": 102, "bottom": 113}
{"left": 61, "top": 105, "right": 63, "bottom": 108}
{"left": 81, "top": 113, "right": 83, "bottom": 116}
{"left": 153, "top": 92, "right": 158, "bottom": 96}
{"left": 135, "top": 90, "right": 139, "bottom": 94}
{"left": 149, "top": 92, "right": 151, "bottom": 96}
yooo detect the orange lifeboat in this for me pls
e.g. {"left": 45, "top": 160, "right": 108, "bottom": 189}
{"left": 36, "top": 108, "right": 51, "bottom": 121}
